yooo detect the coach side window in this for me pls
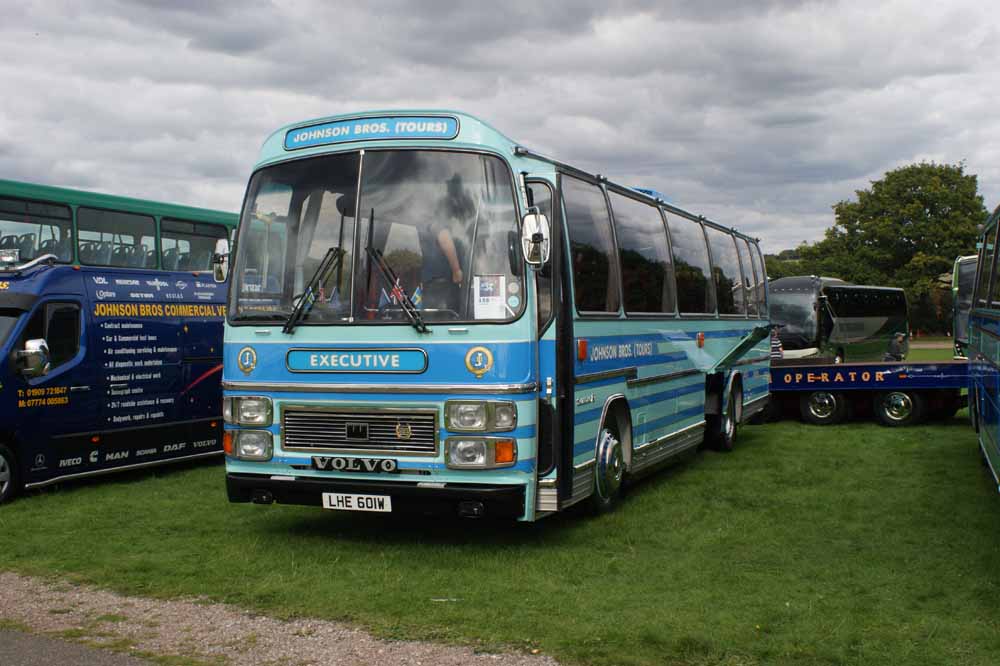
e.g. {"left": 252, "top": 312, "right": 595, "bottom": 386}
{"left": 161, "top": 219, "right": 228, "bottom": 272}
{"left": 666, "top": 216, "right": 715, "bottom": 314}
{"left": 562, "top": 176, "right": 620, "bottom": 314}
{"left": 736, "top": 237, "right": 759, "bottom": 317}
{"left": 609, "top": 191, "right": 675, "bottom": 314}
{"left": 977, "top": 225, "right": 998, "bottom": 307}
{"left": 526, "top": 183, "right": 554, "bottom": 325}
{"left": 753, "top": 242, "right": 768, "bottom": 311}
{"left": 0, "top": 196, "right": 73, "bottom": 263}
{"left": 705, "top": 228, "right": 746, "bottom": 316}
{"left": 77, "top": 208, "right": 156, "bottom": 268}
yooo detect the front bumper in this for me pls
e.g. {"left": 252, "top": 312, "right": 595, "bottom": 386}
{"left": 226, "top": 473, "right": 526, "bottom": 519}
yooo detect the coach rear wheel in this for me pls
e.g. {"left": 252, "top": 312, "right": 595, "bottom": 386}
{"left": 0, "top": 444, "right": 19, "bottom": 504}
{"left": 590, "top": 426, "right": 624, "bottom": 513}
{"left": 710, "top": 382, "right": 741, "bottom": 452}
{"left": 799, "top": 391, "right": 848, "bottom": 425}
{"left": 874, "top": 391, "right": 924, "bottom": 427}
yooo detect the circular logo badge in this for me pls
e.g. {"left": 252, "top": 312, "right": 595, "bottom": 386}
{"left": 464, "top": 346, "right": 494, "bottom": 379}
{"left": 395, "top": 422, "right": 413, "bottom": 440}
{"left": 237, "top": 346, "right": 258, "bottom": 375}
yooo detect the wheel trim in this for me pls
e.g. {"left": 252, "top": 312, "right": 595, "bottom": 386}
{"left": 0, "top": 456, "right": 9, "bottom": 494}
{"left": 807, "top": 392, "right": 837, "bottom": 419}
{"left": 882, "top": 392, "right": 913, "bottom": 421}
{"left": 596, "top": 429, "right": 623, "bottom": 499}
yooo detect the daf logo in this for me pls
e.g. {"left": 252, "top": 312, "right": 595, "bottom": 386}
{"left": 237, "top": 346, "right": 257, "bottom": 375}
{"left": 395, "top": 422, "right": 412, "bottom": 440}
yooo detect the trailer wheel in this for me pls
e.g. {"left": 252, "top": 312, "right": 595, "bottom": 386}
{"left": 799, "top": 391, "right": 848, "bottom": 425}
{"left": 874, "top": 391, "right": 925, "bottom": 427}
{"left": 0, "top": 444, "right": 19, "bottom": 504}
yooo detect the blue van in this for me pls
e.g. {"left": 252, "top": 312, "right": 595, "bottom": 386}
{"left": 0, "top": 179, "right": 238, "bottom": 502}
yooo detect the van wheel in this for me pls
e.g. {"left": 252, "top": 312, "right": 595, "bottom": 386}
{"left": 709, "top": 383, "right": 741, "bottom": 452}
{"left": 799, "top": 391, "right": 848, "bottom": 425}
{"left": 589, "top": 425, "right": 624, "bottom": 513}
{"left": 970, "top": 386, "right": 980, "bottom": 432}
{"left": 874, "top": 391, "right": 924, "bottom": 427}
{"left": 0, "top": 444, "right": 18, "bottom": 504}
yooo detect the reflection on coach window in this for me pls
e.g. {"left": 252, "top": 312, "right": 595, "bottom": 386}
{"left": 705, "top": 227, "right": 745, "bottom": 316}
{"left": 610, "top": 191, "right": 675, "bottom": 315}
{"left": 77, "top": 208, "right": 156, "bottom": 268}
{"left": 666, "top": 215, "right": 714, "bottom": 314}
{"left": 563, "top": 176, "right": 619, "bottom": 314}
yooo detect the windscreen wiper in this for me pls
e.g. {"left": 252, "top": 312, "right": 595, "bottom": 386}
{"left": 366, "top": 246, "right": 429, "bottom": 334}
{"left": 282, "top": 246, "right": 344, "bottom": 334}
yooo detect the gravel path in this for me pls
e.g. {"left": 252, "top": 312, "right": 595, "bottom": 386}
{"left": 0, "top": 572, "right": 558, "bottom": 666}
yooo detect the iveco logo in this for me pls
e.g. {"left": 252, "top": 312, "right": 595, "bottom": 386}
{"left": 395, "top": 422, "right": 412, "bottom": 440}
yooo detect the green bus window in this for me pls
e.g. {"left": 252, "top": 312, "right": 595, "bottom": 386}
{"left": 0, "top": 196, "right": 73, "bottom": 263}
{"left": 609, "top": 190, "right": 675, "bottom": 315}
{"left": 562, "top": 176, "right": 619, "bottom": 314}
{"left": 161, "top": 218, "right": 228, "bottom": 272}
{"left": 77, "top": 208, "right": 155, "bottom": 268}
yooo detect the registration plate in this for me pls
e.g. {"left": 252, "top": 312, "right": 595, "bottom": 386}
{"left": 321, "top": 492, "right": 392, "bottom": 513}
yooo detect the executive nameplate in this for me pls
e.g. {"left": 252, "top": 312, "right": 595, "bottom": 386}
{"left": 286, "top": 348, "right": 428, "bottom": 374}
{"left": 312, "top": 456, "right": 399, "bottom": 473}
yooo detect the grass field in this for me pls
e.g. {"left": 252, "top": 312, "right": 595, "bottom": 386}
{"left": 2, "top": 412, "right": 999, "bottom": 666}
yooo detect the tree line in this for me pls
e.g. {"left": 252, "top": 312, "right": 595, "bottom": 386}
{"left": 764, "top": 162, "right": 989, "bottom": 333}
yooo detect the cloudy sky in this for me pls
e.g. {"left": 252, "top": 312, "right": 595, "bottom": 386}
{"left": 1, "top": 0, "right": 998, "bottom": 251}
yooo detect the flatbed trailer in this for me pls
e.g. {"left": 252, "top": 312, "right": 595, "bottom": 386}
{"left": 769, "top": 359, "right": 968, "bottom": 426}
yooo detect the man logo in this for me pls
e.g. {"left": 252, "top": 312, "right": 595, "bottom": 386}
{"left": 238, "top": 346, "right": 257, "bottom": 375}
{"left": 395, "top": 422, "right": 412, "bottom": 440}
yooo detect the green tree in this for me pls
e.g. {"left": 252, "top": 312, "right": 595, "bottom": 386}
{"left": 796, "top": 162, "right": 986, "bottom": 332}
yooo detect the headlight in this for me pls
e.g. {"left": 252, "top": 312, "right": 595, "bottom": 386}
{"left": 445, "top": 437, "right": 516, "bottom": 469}
{"left": 445, "top": 401, "right": 517, "bottom": 432}
{"left": 224, "top": 396, "right": 273, "bottom": 426}
{"left": 235, "top": 430, "right": 273, "bottom": 461}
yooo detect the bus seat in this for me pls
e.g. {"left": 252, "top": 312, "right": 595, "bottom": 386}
{"left": 95, "top": 241, "right": 113, "bottom": 265}
{"left": 18, "top": 233, "right": 36, "bottom": 259}
{"left": 189, "top": 249, "right": 212, "bottom": 270}
{"left": 176, "top": 252, "right": 191, "bottom": 270}
{"left": 144, "top": 249, "right": 157, "bottom": 268}
{"left": 162, "top": 247, "right": 179, "bottom": 270}
{"left": 0, "top": 235, "right": 17, "bottom": 249}
{"left": 112, "top": 245, "right": 130, "bottom": 266}
{"left": 126, "top": 247, "right": 144, "bottom": 267}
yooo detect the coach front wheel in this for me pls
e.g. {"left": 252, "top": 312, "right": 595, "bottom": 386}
{"left": 799, "top": 391, "right": 848, "bottom": 425}
{"left": 589, "top": 426, "right": 624, "bottom": 513}
{"left": 0, "top": 444, "right": 19, "bottom": 504}
{"left": 874, "top": 391, "right": 924, "bottom": 427}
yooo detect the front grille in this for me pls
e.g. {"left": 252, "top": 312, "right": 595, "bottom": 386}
{"left": 281, "top": 407, "right": 438, "bottom": 455}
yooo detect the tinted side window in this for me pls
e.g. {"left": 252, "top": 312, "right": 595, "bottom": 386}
{"left": 666, "top": 216, "right": 714, "bottom": 314}
{"left": 562, "top": 176, "right": 619, "bottom": 313}
{"left": 19, "top": 302, "right": 81, "bottom": 370}
{"left": 0, "top": 196, "right": 73, "bottom": 263}
{"left": 161, "top": 218, "right": 228, "bottom": 272}
{"left": 77, "top": 208, "right": 156, "bottom": 268}
{"left": 753, "top": 242, "right": 768, "bottom": 311}
{"left": 736, "top": 237, "right": 758, "bottom": 316}
{"left": 526, "top": 182, "right": 554, "bottom": 326}
{"left": 706, "top": 228, "right": 745, "bottom": 315}
{"left": 610, "top": 191, "right": 675, "bottom": 314}
{"left": 976, "top": 226, "right": 997, "bottom": 306}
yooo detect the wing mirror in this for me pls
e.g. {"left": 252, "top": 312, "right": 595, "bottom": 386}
{"left": 212, "top": 238, "right": 230, "bottom": 283}
{"left": 16, "top": 338, "right": 50, "bottom": 379}
{"left": 521, "top": 209, "right": 550, "bottom": 269}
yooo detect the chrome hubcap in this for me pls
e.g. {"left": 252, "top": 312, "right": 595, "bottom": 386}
{"left": 596, "top": 429, "right": 623, "bottom": 499}
{"left": 883, "top": 392, "right": 912, "bottom": 421}
{"left": 808, "top": 392, "right": 837, "bottom": 419}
